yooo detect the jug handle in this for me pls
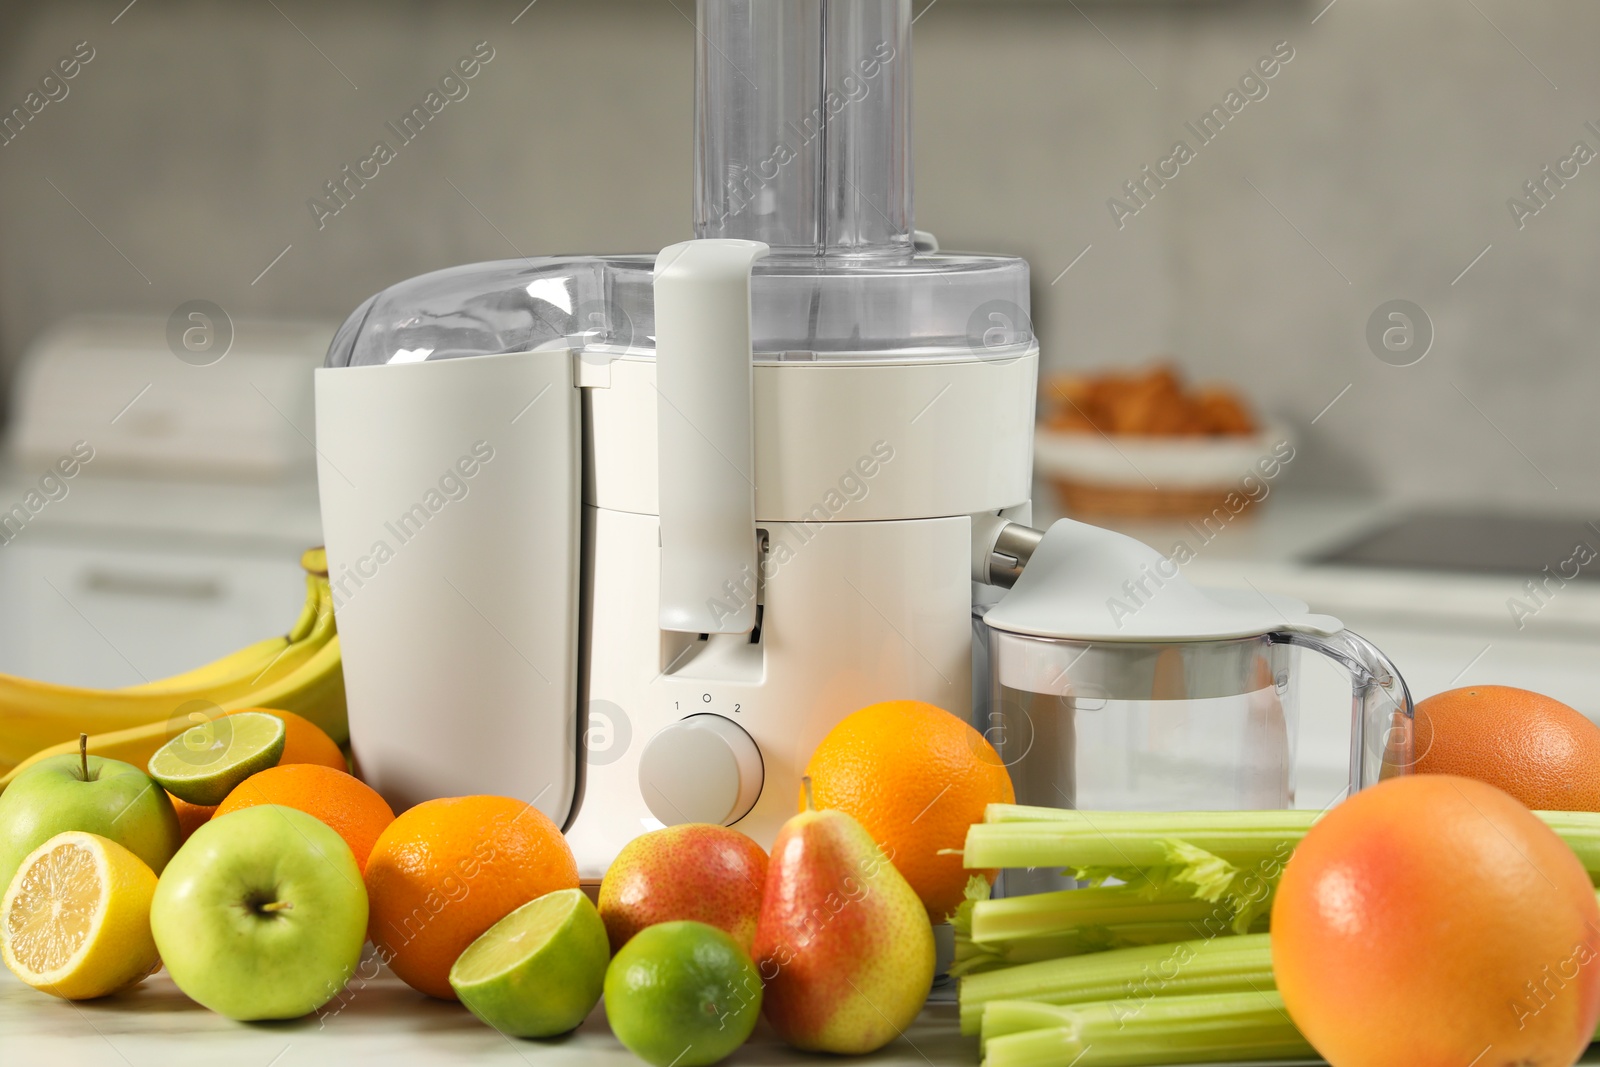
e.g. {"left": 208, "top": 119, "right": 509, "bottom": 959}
{"left": 1266, "top": 628, "right": 1415, "bottom": 797}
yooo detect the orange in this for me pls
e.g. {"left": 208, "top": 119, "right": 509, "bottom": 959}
{"left": 213, "top": 764, "right": 394, "bottom": 870}
{"left": 168, "top": 792, "right": 216, "bottom": 841}
{"left": 1414, "top": 685, "right": 1600, "bottom": 810}
{"left": 226, "top": 708, "right": 346, "bottom": 771}
{"left": 1273, "top": 775, "right": 1600, "bottom": 1067}
{"left": 363, "top": 795, "right": 578, "bottom": 1000}
{"left": 803, "top": 700, "right": 1014, "bottom": 923}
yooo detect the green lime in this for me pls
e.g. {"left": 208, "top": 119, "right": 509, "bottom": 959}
{"left": 147, "top": 710, "right": 285, "bottom": 805}
{"left": 450, "top": 888, "right": 609, "bottom": 1038}
{"left": 604, "top": 920, "right": 762, "bottom": 1067}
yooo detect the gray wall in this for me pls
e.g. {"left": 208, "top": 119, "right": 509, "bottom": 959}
{"left": 2, "top": 0, "right": 1596, "bottom": 507}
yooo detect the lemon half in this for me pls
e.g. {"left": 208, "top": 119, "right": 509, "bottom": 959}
{"left": 1, "top": 831, "right": 159, "bottom": 999}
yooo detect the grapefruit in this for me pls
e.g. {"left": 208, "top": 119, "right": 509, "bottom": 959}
{"left": 1273, "top": 774, "right": 1600, "bottom": 1067}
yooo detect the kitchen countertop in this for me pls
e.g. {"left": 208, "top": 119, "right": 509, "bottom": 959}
{"left": 11, "top": 966, "right": 1600, "bottom": 1066}
{"left": 1037, "top": 489, "right": 1600, "bottom": 639}
{"left": 0, "top": 964, "right": 976, "bottom": 1066}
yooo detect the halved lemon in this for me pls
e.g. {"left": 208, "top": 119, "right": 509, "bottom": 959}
{"left": 1, "top": 831, "right": 159, "bottom": 999}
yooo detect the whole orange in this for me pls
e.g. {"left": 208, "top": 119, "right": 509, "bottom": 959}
{"left": 227, "top": 707, "right": 346, "bottom": 771}
{"left": 213, "top": 763, "right": 394, "bottom": 869}
{"left": 363, "top": 795, "right": 578, "bottom": 999}
{"left": 1273, "top": 774, "right": 1600, "bottom": 1067}
{"left": 1415, "top": 685, "right": 1600, "bottom": 810}
{"left": 804, "top": 700, "right": 1014, "bottom": 923}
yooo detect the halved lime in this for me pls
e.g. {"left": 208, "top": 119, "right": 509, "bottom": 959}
{"left": 604, "top": 920, "right": 762, "bottom": 1066}
{"left": 450, "top": 888, "right": 609, "bottom": 1037}
{"left": 147, "top": 710, "right": 285, "bottom": 805}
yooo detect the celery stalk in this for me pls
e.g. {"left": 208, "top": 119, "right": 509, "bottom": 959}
{"left": 980, "top": 992, "right": 1315, "bottom": 1067}
{"left": 960, "top": 933, "right": 1274, "bottom": 1036}
{"left": 954, "top": 919, "right": 1263, "bottom": 977}
{"left": 970, "top": 883, "right": 1220, "bottom": 944}
{"left": 1536, "top": 811, "right": 1600, "bottom": 878}
{"left": 965, "top": 807, "right": 1314, "bottom": 869}
{"left": 968, "top": 806, "right": 1600, "bottom": 883}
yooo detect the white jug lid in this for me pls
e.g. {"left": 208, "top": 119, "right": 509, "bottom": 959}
{"left": 983, "top": 518, "right": 1344, "bottom": 643}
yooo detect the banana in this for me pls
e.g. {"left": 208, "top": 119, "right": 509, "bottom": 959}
{"left": 234, "top": 634, "right": 347, "bottom": 742}
{"left": 0, "top": 549, "right": 346, "bottom": 772}
{"left": 0, "top": 636, "right": 347, "bottom": 792}
{"left": 117, "top": 634, "right": 292, "bottom": 695}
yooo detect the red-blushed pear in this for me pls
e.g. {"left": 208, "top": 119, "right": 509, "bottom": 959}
{"left": 598, "top": 823, "right": 768, "bottom": 954}
{"left": 753, "top": 779, "right": 935, "bottom": 1055}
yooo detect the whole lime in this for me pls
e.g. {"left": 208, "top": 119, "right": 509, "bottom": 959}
{"left": 603, "top": 920, "right": 762, "bottom": 1066}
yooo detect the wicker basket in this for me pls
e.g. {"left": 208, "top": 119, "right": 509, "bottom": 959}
{"left": 1048, "top": 478, "right": 1264, "bottom": 521}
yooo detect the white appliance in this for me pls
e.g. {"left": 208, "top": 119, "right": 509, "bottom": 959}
{"left": 314, "top": 0, "right": 1038, "bottom": 880}
{"left": 1, "top": 316, "right": 327, "bottom": 688}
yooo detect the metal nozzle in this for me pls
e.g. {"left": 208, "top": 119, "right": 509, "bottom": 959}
{"left": 986, "top": 521, "right": 1045, "bottom": 588}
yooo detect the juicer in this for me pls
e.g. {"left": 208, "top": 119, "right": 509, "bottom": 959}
{"left": 314, "top": 0, "right": 1413, "bottom": 884}
{"left": 315, "top": 0, "right": 1037, "bottom": 880}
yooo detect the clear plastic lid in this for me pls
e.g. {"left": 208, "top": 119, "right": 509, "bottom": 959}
{"left": 325, "top": 252, "right": 1032, "bottom": 367}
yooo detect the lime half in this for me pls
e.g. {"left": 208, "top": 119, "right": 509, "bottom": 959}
{"left": 604, "top": 920, "right": 762, "bottom": 1067}
{"left": 147, "top": 710, "right": 285, "bottom": 805}
{"left": 450, "top": 888, "right": 609, "bottom": 1037}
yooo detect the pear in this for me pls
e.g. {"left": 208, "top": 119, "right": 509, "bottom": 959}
{"left": 752, "top": 779, "right": 936, "bottom": 1054}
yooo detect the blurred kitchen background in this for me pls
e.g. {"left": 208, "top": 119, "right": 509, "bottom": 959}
{"left": 2, "top": 0, "right": 1597, "bottom": 805}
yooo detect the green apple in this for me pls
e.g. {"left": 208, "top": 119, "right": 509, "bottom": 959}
{"left": 151, "top": 805, "right": 367, "bottom": 1020}
{"left": 0, "top": 752, "right": 181, "bottom": 894}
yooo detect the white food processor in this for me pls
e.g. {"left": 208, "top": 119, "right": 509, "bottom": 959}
{"left": 315, "top": 0, "right": 1037, "bottom": 881}
{"left": 312, "top": 0, "right": 1412, "bottom": 885}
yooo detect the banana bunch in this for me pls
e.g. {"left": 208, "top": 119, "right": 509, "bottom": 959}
{"left": 0, "top": 548, "right": 346, "bottom": 787}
